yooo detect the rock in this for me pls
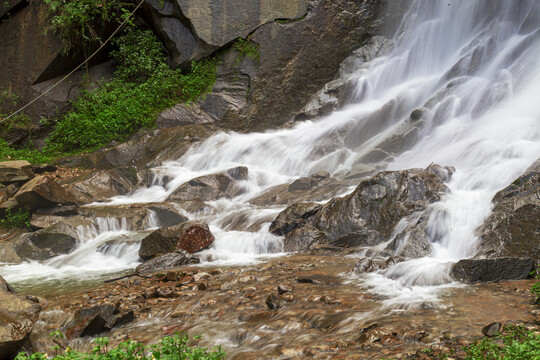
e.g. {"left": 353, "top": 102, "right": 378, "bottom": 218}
{"left": 384, "top": 213, "right": 433, "bottom": 258}
{"left": 227, "top": 166, "right": 249, "bottom": 181}
{"left": 288, "top": 172, "right": 331, "bottom": 192}
{"left": 136, "top": 250, "right": 198, "bottom": 274}
{"left": 147, "top": 205, "right": 189, "bottom": 228}
{"left": 482, "top": 322, "right": 503, "bottom": 337}
{"left": 476, "top": 159, "right": 540, "bottom": 259}
{"left": 265, "top": 294, "right": 283, "bottom": 310}
{"left": 176, "top": 224, "right": 215, "bottom": 253}
{"left": 269, "top": 202, "right": 323, "bottom": 236}
{"left": 3, "top": 175, "right": 76, "bottom": 211}
{"left": 0, "top": 275, "right": 42, "bottom": 359}
{"left": 63, "top": 168, "right": 138, "bottom": 204}
{"left": 280, "top": 167, "right": 448, "bottom": 252}
{"left": 176, "top": 0, "right": 308, "bottom": 47}
{"left": 12, "top": 218, "right": 89, "bottom": 261}
{"left": 451, "top": 258, "right": 535, "bottom": 283}
{"left": 29, "top": 164, "right": 57, "bottom": 174}
{"left": 30, "top": 214, "right": 67, "bottom": 229}
{"left": 156, "top": 103, "right": 213, "bottom": 128}
{"left": 167, "top": 168, "right": 247, "bottom": 202}
{"left": 0, "top": 161, "right": 34, "bottom": 184}
{"left": 283, "top": 226, "right": 327, "bottom": 252}
{"left": 64, "top": 304, "right": 134, "bottom": 339}
{"left": 425, "top": 164, "right": 455, "bottom": 183}
{"left": 277, "top": 284, "right": 294, "bottom": 295}
{"left": 139, "top": 221, "right": 213, "bottom": 260}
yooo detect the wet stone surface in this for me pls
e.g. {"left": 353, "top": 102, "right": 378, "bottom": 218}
{"left": 23, "top": 254, "right": 539, "bottom": 359}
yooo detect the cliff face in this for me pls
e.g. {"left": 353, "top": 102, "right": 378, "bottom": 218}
{"left": 0, "top": 0, "right": 386, "bottom": 140}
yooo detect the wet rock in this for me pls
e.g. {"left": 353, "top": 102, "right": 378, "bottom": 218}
{"left": 269, "top": 202, "right": 323, "bottom": 236}
{"left": 64, "top": 304, "right": 133, "bottom": 339}
{"left": 0, "top": 160, "right": 34, "bottom": 184}
{"left": 288, "top": 172, "right": 330, "bottom": 192}
{"left": 167, "top": 168, "right": 247, "bottom": 202}
{"left": 280, "top": 167, "right": 448, "bottom": 252}
{"left": 283, "top": 226, "right": 327, "bottom": 252}
{"left": 266, "top": 294, "right": 283, "bottom": 310}
{"left": 11, "top": 218, "right": 91, "bottom": 261}
{"left": 476, "top": 159, "right": 540, "bottom": 259}
{"left": 451, "top": 258, "right": 535, "bottom": 282}
{"left": 277, "top": 284, "right": 294, "bottom": 295}
{"left": 136, "top": 250, "right": 197, "bottom": 274}
{"left": 63, "top": 168, "right": 137, "bottom": 204}
{"left": 30, "top": 164, "right": 57, "bottom": 174}
{"left": 238, "top": 275, "right": 256, "bottom": 284}
{"left": 482, "top": 322, "right": 503, "bottom": 337}
{"left": 426, "top": 164, "right": 455, "bottom": 183}
{"left": 165, "top": 271, "right": 178, "bottom": 282}
{"left": 227, "top": 166, "right": 249, "bottom": 181}
{"left": 0, "top": 276, "right": 42, "bottom": 359}
{"left": 139, "top": 221, "right": 213, "bottom": 260}
{"left": 385, "top": 213, "right": 433, "bottom": 258}
{"left": 147, "top": 205, "right": 188, "bottom": 228}
{"left": 3, "top": 175, "right": 76, "bottom": 211}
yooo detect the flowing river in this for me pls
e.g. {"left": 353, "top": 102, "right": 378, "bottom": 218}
{"left": 2, "top": 0, "right": 540, "bottom": 305}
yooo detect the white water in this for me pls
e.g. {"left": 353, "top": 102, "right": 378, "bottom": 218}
{"left": 2, "top": 0, "right": 540, "bottom": 296}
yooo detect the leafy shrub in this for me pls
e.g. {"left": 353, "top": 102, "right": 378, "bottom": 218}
{"left": 0, "top": 207, "right": 31, "bottom": 229}
{"left": 46, "top": 27, "right": 217, "bottom": 153}
{"left": 15, "top": 333, "right": 225, "bottom": 360}
{"left": 0, "top": 139, "right": 54, "bottom": 163}
{"left": 532, "top": 265, "right": 540, "bottom": 302}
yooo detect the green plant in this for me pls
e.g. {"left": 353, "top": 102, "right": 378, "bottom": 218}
{"left": 15, "top": 333, "right": 225, "bottom": 360}
{"left": 532, "top": 265, "right": 540, "bottom": 302}
{"left": 0, "top": 207, "right": 31, "bottom": 229}
{"left": 463, "top": 325, "right": 540, "bottom": 360}
{"left": 233, "top": 38, "right": 260, "bottom": 63}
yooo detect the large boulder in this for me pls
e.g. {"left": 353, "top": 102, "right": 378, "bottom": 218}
{"left": 0, "top": 161, "right": 34, "bottom": 184}
{"left": 272, "top": 166, "right": 449, "bottom": 252}
{"left": 176, "top": 0, "right": 308, "bottom": 48}
{"left": 475, "top": 159, "right": 540, "bottom": 259}
{"left": 63, "top": 168, "right": 138, "bottom": 204}
{"left": 2, "top": 175, "right": 76, "bottom": 211}
{"left": 167, "top": 166, "right": 248, "bottom": 202}
{"left": 0, "top": 276, "right": 42, "bottom": 358}
{"left": 139, "top": 221, "right": 214, "bottom": 260}
{"left": 451, "top": 258, "right": 535, "bottom": 283}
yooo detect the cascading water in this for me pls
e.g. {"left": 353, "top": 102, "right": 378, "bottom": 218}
{"left": 1, "top": 0, "right": 539, "bottom": 301}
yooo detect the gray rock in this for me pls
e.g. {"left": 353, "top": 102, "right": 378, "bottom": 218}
{"left": 269, "top": 202, "right": 323, "bottom": 236}
{"left": 64, "top": 168, "right": 138, "bottom": 204}
{"left": 176, "top": 0, "right": 308, "bottom": 47}
{"left": 136, "top": 250, "right": 198, "bottom": 274}
{"left": 167, "top": 167, "right": 247, "bottom": 202}
{"left": 156, "top": 103, "right": 213, "bottom": 128}
{"left": 64, "top": 304, "right": 134, "bottom": 339}
{"left": 482, "top": 322, "right": 503, "bottom": 337}
{"left": 476, "top": 159, "right": 540, "bottom": 259}
{"left": 451, "top": 258, "right": 535, "bottom": 283}
{"left": 283, "top": 225, "right": 327, "bottom": 252}
{"left": 0, "top": 275, "right": 42, "bottom": 359}
{"left": 138, "top": 221, "right": 212, "bottom": 260}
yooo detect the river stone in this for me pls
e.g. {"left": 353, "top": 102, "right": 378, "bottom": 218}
{"left": 450, "top": 258, "right": 535, "bottom": 283}
{"left": 283, "top": 225, "right": 327, "bottom": 252}
{"left": 167, "top": 167, "right": 248, "bottom": 202}
{"left": 7, "top": 175, "right": 76, "bottom": 210}
{"left": 64, "top": 168, "right": 137, "bottom": 204}
{"left": 0, "top": 161, "right": 34, "bottom": 184}
{"left": 475, "top": 158, "right": 540, "bottom": 259}
{"left": 0, "top": 276, "right": 42, "bottom": 359}
{"left": 136, "top": 250, "right": 197, "bottom": 274}
{"left": 139, "top": 221, "right": 214, "bottom": 260}
{"left": 176, "top": 0, "right": 308, "bottom": 47}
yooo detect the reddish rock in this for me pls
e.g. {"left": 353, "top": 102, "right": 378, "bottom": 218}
{"left": 176, "top": 224, "right": 215, "bottom": 254}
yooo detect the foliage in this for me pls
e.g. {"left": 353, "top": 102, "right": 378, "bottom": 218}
{"left": 43, "top": 0, "right": 135, "bottom": 51}
{"left": 463, "top": 325, "right": 540, "bottom": 360}
{"left": 15, "top": 333, "right": 225, "bottom": 360}
{"left": 0, "top": 139, "right": 56, "bottom": 163}
{"left": 0, "top": 207, "right": 31, "bottom": 229}
{"left": 0, "top": 91, "right": 31, "bottom": 131}
{"left": 233, "top": 38, "right": 260, "bottom": 63}
{"left": 46, "top": 27, "right": 216, "bottom": 153}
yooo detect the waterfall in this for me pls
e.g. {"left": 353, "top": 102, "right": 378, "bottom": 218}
{"left": 2, "top": 0, "right": 539, "bottom": 296}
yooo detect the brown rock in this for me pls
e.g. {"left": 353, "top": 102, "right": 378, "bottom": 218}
{"left": 277, "top": 283, "right": 294, "bottom": 295}
{"left": 0, "top": 161, "right": 34, "bottom": 184}
{"left": 482, "top": 322, "right": 503, "bottom": 337}
{"left": 7, "top": 175, "right": 76, "bottom": 210}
